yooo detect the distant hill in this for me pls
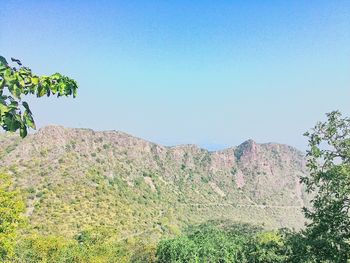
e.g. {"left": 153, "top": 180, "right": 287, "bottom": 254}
{"left": 0, "top": 126, "right": 309, "bottom": 241}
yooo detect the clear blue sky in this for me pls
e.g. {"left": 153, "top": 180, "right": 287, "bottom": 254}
{"left": 1, "top": 1, "right": 349, "bottom": 150}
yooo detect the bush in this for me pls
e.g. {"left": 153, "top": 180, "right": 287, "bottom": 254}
{"left": 156, "top": 222, "right": 259, "bottom": 263}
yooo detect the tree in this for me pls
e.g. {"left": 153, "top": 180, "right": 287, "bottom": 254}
{"left": 245, "top": 231, "right": 289, "bottom": 263}
{"left": 0, "top": 173, "right": 25, "bottom": 261}
{"left": 0, "top": 55, "right": 78, "bottom": 137}
{"left": 302, "top": 111, "right": 350, "bottom": 262}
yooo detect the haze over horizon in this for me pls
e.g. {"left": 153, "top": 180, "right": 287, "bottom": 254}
{"left": 1, "top": 1, "right": 349, "bottom": 150}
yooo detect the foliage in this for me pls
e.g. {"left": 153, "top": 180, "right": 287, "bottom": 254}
{"left": 14, "top": 230, "right": 157, "bottom": 263}
{"left": 302, "top": 110, "right": 350, "bottom": 262}
{"left": 156, "top": 222, "right": 265, "bottom": 263}
{"left": 280, "top": 229, "right": 312, "bottom": 263}
{"left": 15, "top": 235, "right": 80, "bottom": 263}
{"left": 0, "top": 55, "right": 78, "bottom": 137}
{"left": 244, "top": 231, "right": 289, "bottom": 263}
{"left": 0, "top": 173, "right": 25, "bottom": 261}
{"left": 156, "top": 222, "right": 324, "bottom": 263}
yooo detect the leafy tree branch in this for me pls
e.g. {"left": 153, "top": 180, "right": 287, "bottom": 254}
{"left": 0, "top": 56, "right": 78, "bottom": 137}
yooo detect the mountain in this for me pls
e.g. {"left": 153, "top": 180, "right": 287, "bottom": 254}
{"left": 0, "top": 126, "right": 309, "bottom": 242}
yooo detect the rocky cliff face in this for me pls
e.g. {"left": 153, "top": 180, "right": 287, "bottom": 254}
{"left": 0, "top": 126, "right": 309, "bottom": 239}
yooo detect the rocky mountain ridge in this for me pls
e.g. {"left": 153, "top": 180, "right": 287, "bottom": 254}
{"left": 0, "top": 126, "right": 309, "bottom": 239}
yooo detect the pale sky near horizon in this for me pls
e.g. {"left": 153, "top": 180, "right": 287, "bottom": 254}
{"left": 1, "top": 1, "right": 349, "bottom": 150}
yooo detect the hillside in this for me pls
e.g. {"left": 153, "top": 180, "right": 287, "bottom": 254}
{"left": 0, "top": 126, "right": 309, "bottom": 241}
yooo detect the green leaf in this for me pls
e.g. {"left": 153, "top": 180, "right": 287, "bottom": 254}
{"left": 0, "top": 64, "right": 7, "bottom": 73}
{"left": 12, "top": 83, "right": 22, "bottom": 98}
{"left": 8, "top": 100, "right": 19, "bottom": 110}
{"left": 0, "top": 56, "right": 8, "bottom": 65}
{"left": 31, "top": 76, "right": 39, "bottom": 85}
{"left": 37, "top": 85, "right": 46, "bottom": 97}
{"left": 22, "top": 101, "right": 32, "bottom": 114}
{"left": 0, "top": 103, "right": 9, "bottom": 114}
{"left": 58, "top": 82, "right": 66, "bottom": 95}
{"left": 19, "top": 125, "right": 27, "bottom": 138}
{"left": 23, "top": 111, "right": 36, "bottom": 129}
{"left": 3, "top": 114, "right": 21, "bottom": 132}
{"left": 50, "top": 83, "right": 59, "bottom": 94}
{"left": 73, "top": 86, "right": 77, "bottom": 98}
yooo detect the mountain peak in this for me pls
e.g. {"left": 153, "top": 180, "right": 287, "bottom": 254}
{"left": 235, "top": 139, "right": 259, "bottom": 160}
{"left": 241, "top": 139, "right": 256, "bottom": 146}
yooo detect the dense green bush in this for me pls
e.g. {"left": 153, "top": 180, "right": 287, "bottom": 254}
{"left": 155, "top": 222, "right": 313, "bottom": 263}
{"left": 157, "top": 222, "right": 268, "bottom": 263}
{"left": 244, "top": 231, "right": 289, "bottom": 263}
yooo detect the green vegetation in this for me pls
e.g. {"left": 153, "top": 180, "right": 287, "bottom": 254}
{"left": 0, "top": 55, "right": 77, "bottom": 137}
{"left": 156, "top": 222, "right": 293, "bottom": 263}
{"left": 14, "top": 231, "right": 156, "bottom": 263}
{"left": 157, "top": 222, "right": 256, "bottom": 262}
{"left": 0, "top": 174, "right": 25, "bottom": 262}
{"left": 301, "top": 111, "right": 350, "bottom": 262}
{"left": 1, "top": 81, "right": 349, "bottom": 263}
